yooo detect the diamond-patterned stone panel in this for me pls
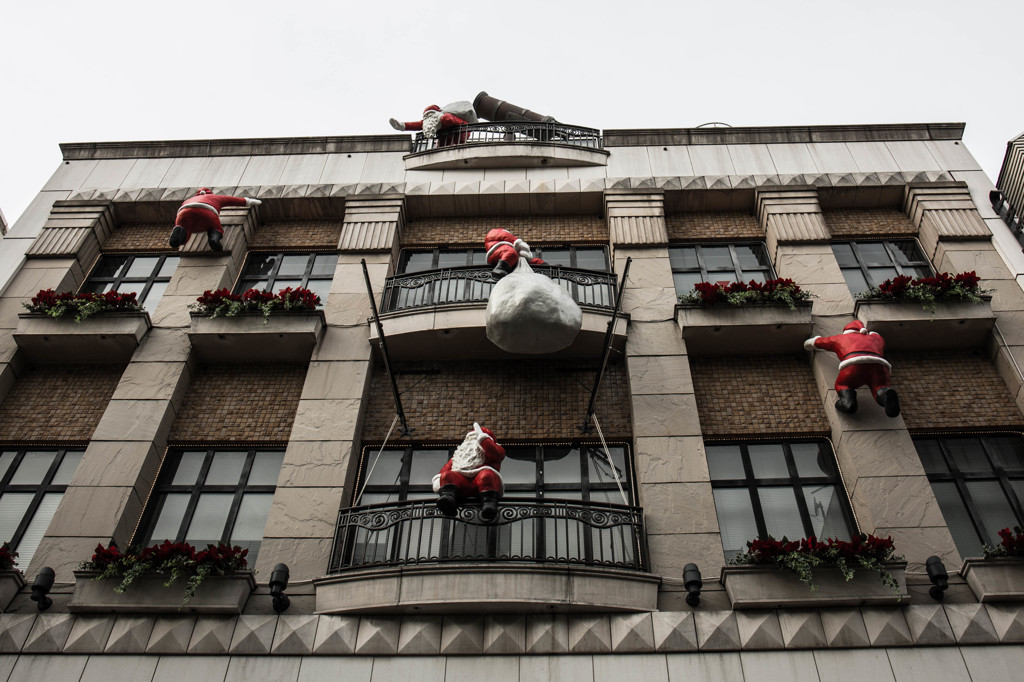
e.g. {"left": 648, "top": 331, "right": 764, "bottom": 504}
{"left": 904, "top": 605, "right": 955, "bottom": 646}
{"left": 525, "top": 614, "right": 568, "bottom": 654}
{"left": 777, "top": 610, "right": 825, "bottom": 649}
{"left": 354, "top": 616, "right": 400, "bottom": 655}
{"left": 105, "top": 616, "right": 156, "bottom": 653}
{"left": 651, "top": 611, "right": 698, "bottom": 652}
{"left": 187, "top": 616, "right": 236, "bottom": 654}
{"left": 819, "top": 608, "right": 869, "bottom": 648}
{"left": 397, "top": 616, "right": 441, "bottom": 655}
{"left": 271, "top": 615, "right": 319, "bottom": 655}
{"left": 944, "top": 602, "right": 999, "bottom": 644}
{"left": 440, "top": 616, "right": 483, "bottom": 655}
{"left": 694, "top": 610, "right": 740, "bottom": 651}
{"left": 22, "top": 613, "right": 75, "bottom": 653}
{"left": 568, "top": 615, "right": 611, "bottom": 653}
{"left": 62, "top": 616, "right": 115, "bottom": 653}
{"left": 985, "top": 604, "right": 1024, "bottom": 643}
{"left": 736, "top": 611, "right": 784, "bottom": 650}
{"left": 484, "top": 615, "right": 525, "bottom": 654}
{"left": 146, "top": 616, "right": 196, "bottom": 654}
{"left": 610, "top": 613, "right": 655, "bottom": 652}
{"left": 0, "top": 614, "right": 36, "bottom": 652}
{"left": 229, "top": 614, "right": 277, "bottom": 654}
{"left": 860, "top": 607, "right": 912, "bottom": 647}
{"left": 312, "top": 615, "right": 358, "bottom": 655}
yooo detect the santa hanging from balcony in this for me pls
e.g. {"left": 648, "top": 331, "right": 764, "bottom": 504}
{"left": 804, "top": 320, "right": 900, "bottom": 417}
{"left": 389, "top": 101, "right": 477, "bottom": 147}
{"left": 433, "top": 423, "right": 505, "bottom": 521}
{"left": 169, "top": 188, "right": 261, "bottom": 252}
{"left": 484, "top": 228, "right": 546, "bottom": 280}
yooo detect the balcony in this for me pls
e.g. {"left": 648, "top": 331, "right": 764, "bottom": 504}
{"left": 676, "top": 302, "right": 814, "bottom": 355}
{"left": 187, "top": 310, "right": 326, "bottom": 363}
{"left": 315, "top": 498, "right": 657, "bottom": 614}
{"left": 372, "top": 266, "right": 627, "bottom": 359}
{"left": 853, "top": 298, "right": 995, "bottom": 350}
{"left": 14, "top": 312, "right": 152, "bottom": 363}
{"left": 405, "top": 122, "right": 609, "bottom": 170}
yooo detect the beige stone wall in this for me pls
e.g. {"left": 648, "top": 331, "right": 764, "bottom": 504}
{"left": 402, "top": 215, "right": 607, "bottom": 247}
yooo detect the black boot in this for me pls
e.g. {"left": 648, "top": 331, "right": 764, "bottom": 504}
{"left": 207, "top": 230, "right": 224, "bottom": 252}
{"left": 169, "top": 225, "right": 187, "bottom": 248}
{"left": 835, "top": 388, "right": 858, "bottom": 414}
{"left": 491, "top": 260, "right": 514, "bottom": 280}
{"left": 436, "top": 485, "right": 459, "bottom": 517}
{"left": 479, "top": 490, "right": 500, "bottom": 522}
{"left": 876, "top": 387, "right": 901, "bottom": 418}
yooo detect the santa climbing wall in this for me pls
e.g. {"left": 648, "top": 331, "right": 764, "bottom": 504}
{"left": 804, "top": 320, "right": 900, "bottom": 417}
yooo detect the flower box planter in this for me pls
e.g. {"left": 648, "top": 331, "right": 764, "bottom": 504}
{"left": 961, "top": 558, "right": 1024, "bottom": 602}
{"left": 0, "top": 571, "right": 25, "bottom": 612}
{"left": 720, "top": 562, "right": 908, "bottom": 609}
{"left": 188, "top": 310, "right": 325, "bottom": 362}
{"left": 68, "top": 570, "right": 256, "bottom": 614}
{"left": 13, "top": 312, "right": 151, "bottom": 363}
{"left": 854, "top": 298, "right": 995, "bottom": 350}
{"left": 676, "top": 302, "right": 813, "bottom": 355}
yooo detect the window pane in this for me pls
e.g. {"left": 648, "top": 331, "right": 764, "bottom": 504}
{"left": 832, "top": 244, "right": 857, "bottom": 267}
{"left": 841, "top": 268, "right": 870, "bottom": 296}
{"left": 0, "top": 493, "right": 33, "bottom": 543}
{"left": 16, "top": 493, "right": 62, "bottom": 568}
{"left": 141, "top": 281, "right": 168, "bottom": 310}
{"left": 10, "top": 452, "right": 56, "bottom": 485}
{"left": 749, "top": 444, "right": 789, "bottom": 479}
{"left": 311, "top": 254, "right": 336, "bottom": 277}
{"left": 931, "top": 481, "right": 983, "bottom": 558}
{"left": 230, "top": 493, "right": 274, "bottom": 541}
{"left": 673, "top": 272, "right": 704, "bottom": 295}
{"left": 735, "top": 245, "right": 770, "bottom": 270}
{"left": 158, "top": 256, "right": 180, "bottom": 278}
{"left": 185, "top": 493, "right": 233, "bottom": 546}
{"left": 125, "top": 256, "right": 160, "bottom": 278}
{"left": 745, "top": 271, "right": 767, "bottom": 285}
{"left": 906, "top": 264, "right": 932, "bottom": 279}
{"left": 706, "top": 271, "right": 737, "bottom": 285}
{"left": 867, "top": 266, "right": 899, "bottom": 286}
{"left": 51, "top": 451, "right": 83, "bottom": 486}
{"left": 587, "top": 446, "right": 627, "bottom": 487}
{"left": 893, "top": 241, "right": 926, "bottom": 265}
{"left": 362, "top": 450, "right": 404, "bottom": 488}
{"left": 147, "top": 493, "right": 190, "bottom": 543}
{"left": 856, "top": 243, "right": 892, "bottom": 266}
{"left": 244, "top": 254, "right": 279, "bottom": 277}
{"left": 409, "top": 450, "right": 450, "bottom": 487}
{"left": 500, "top": 448, "right": 537, "bottom": 486}
{"left": 172, "top": 452, "right": 206, "bottom": 486}
{"left": 542, "top": 448, "right": 581, "bottom": 485}
{"left": 273, "top": 279, "right": 303, "bottom": 292}
{"left": 437, "top": 251, "right": 471, "bottom": 268}
{"left": 701, "top": 246, "right": 733, "bottom": 270}
{"left": 247, "top": 451, "right": 284, "bottom": 486}
{"left": 987, "top": 437, "right": 1024, "bottom": 473}
{"left": 541, "top": 249, "right": 571, "bottom": 267}
{"left": 706, "top": 445, "right": 745, "bottom": 480}
{"left": 574, "top": 248, "right": 608, "bottom": 271}
{"left": 966, "top": 481, "right": 1020, "bottom": 541}
{"left": 277, "top": 255, "right": 310, "bottom": 278}
{"left": 758, "top": 487, "right": 805, "bottom": 540}
{"left": 0, "top": 452, "right": 16, "bottom": 480}
{"left": 470, "top": 250, "right": 488, "bottom": 266}
{"left": 304, "top": 278, "right": 331, "bottom": 304}
{"left": 206, "top": 452, "right": 247, "bottom": 486}
{"left": 402, "top": 252, "right": 434, "bottom": 273}
{"left": 792, "top": 443, "right": 832, "bottom": 478}
{"left": 803, "top": 485, "right": 850, "bottom": 539}
{"left": 91, "top": 256, "right": 131, "bottom": 279}
{"left": 713, "top": 488, "right": 758, "bottom": 556}
{"left": 669, "top": 247, "right": 699, "bottom": 271}
{"left": 946, "top": 438, "right": 991, "bottom": 474}
{"left": 915, "top": 439, "right": 949, "bottom": 474}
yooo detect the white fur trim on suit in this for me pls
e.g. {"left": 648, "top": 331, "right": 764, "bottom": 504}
{"left": 838, "top": 355, "right": 891, "bottom": 370}
{"left": 178, "top": 202, "right": 219, "bottom": 215}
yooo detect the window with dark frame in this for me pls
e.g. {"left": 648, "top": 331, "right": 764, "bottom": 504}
{"left": 914, "top": 434, "right": 1024, "bottom": 558}
{"left": 831, "top": 240, "right": 932, "bottom": 296}
{"left": 397, "top": 246, "right": 610, "bottom": 274}
{"left": 668, "top": 243, "right": 774, "bottom": 296}
{"left": 0, "top": 447, "right": 83, "bottom": 567}
{"left": 235, "top": 252, "right": 336, "bottom": 304}
{"left": 139, "top": 448, "right": 284, "bottom": 564}
{"left": 706, "top": 440, "right": 856, "bottom": 557}
{"left": 82, "top": 254, "right": 180, "bottom": 311}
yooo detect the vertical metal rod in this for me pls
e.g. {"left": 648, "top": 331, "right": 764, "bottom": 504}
{"left": 362, "top": 259, "right": 411, "bottom": 436}
{"left": 582, "top": 257, "right": 632, "bottom": 432}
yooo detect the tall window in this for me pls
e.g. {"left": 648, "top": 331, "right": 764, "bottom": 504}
{"left": 139, "top": 448, "right": 283, "bottom": 563}
{"left": 914, "top": 434, "right": 1024, "bottom": 558}
{"left": 706, "top": 440, "right": 855, "bottom": 557}
{"left": 0, "top": 448, "right": 83, "bottom": 567}
{"left": 668, "top": 244, "right": 774, "bottom": 296}
{"left": 235, "top": 252, "right": 336, "bottom": 303}
{"left": 83, "top": 254, "right": 180, "bottom": 311}
{"left": 832, "top": 240, "right": 932, "bottom": 296}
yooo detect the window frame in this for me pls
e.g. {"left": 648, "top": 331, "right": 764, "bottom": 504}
{"left": 234, "top": 250, "right": 337, "bottom": 298}
{"left": 668, "top": 243, "right": 775, "bottom": 295}
{"left": 396, "top": 246, "right": 611, "bottom": 274}
{"left": 82, "top": 253, "right": 180, "bottom": 310}
{"left": 832, "top": 239, "right": 933, "bottom": 294}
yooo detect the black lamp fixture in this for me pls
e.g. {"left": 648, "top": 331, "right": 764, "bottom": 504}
{"left": 926, "top": 555, "right": 949, "bottom": 601}
{"left": 683, "top": 563, "right": 703, "bottom": 607}
{"left": 30, "top": 567, "right": 55, "bottom": 611}
{"left": 269, "top": 563, "right": 290, "bottom": 613}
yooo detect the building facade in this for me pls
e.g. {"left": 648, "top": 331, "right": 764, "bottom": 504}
{"left": 0, "top": 117, "right": 1022, "bottom": 680}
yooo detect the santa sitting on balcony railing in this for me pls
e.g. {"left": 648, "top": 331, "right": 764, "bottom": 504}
{"left": 433, "top": 423, "right": 505, "bottom": 521}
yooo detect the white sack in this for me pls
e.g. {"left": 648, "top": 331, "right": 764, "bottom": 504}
{"left": 441, "top": 101, "right": 478, "bottom": 124}
{"left": 486, "top": 260, "right": 583, "bottom": 354}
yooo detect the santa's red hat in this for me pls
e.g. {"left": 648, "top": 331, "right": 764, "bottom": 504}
{"left": 843, "top": 320, "right": 868, "bottom": 334}
{"left": 423, "top": 104, "right": 441, "bottom": 115}
{"left": 196, "top": 187, "right": 212, "bottom": 195}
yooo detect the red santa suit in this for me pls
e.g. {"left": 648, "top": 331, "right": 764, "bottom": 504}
{"left": 433, "top": 424, "right": 505, "bottom": 519}
{"left": 484, "top": 228, "right": 545, "bottom": 278}
{"left": 392, "top": 105, "right": 469, "bottom": 147}
{"left": 169, "top": 188, "right": 261, "bottom": 251}
{"left": 804, "top": 320, "right": 900, "bottom": 417}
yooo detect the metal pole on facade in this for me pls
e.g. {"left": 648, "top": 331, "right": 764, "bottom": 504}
{"left": 361, "top": 259, "right": 412, "bottom": 436}
{"left": 581, "top": 257, "right": 631, "bottom": 433}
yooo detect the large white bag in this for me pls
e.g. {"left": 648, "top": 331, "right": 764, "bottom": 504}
{"left": 485, "top": 259, "right": 583, "bottom": 354}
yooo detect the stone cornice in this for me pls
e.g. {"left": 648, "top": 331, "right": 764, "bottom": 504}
{"left": 603, "top": 122, "right": 966, "bottom": 147}
{"left": 60, "top": 135, "right": 412, "bottom": 160}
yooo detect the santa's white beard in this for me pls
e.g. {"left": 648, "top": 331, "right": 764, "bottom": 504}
{"left": 452, "top": 432, "right": 484, "bottom": 471}
{"left": 422, "top": 112, "right": 442, "bottom": 138}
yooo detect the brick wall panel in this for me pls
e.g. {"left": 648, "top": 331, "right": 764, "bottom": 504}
{"left": 170, "top": 363, "right": 306, "bottom": 442}
{"left": 402, "top": 216, "right": 607, "bottom": 247}
{"left": 691, "top": 354, "right": 829, "bottom": 438}
{"left": 251, "top": 220, "right": 343, "bottom": 250}
{"left": 361, "top": 359, "right": 631, "bottom": 442}
{"left": 666, "top": 211, "right": 763, "bottom": 241}
{"left": 102, "top": 223, "right": 173, "bottom": 252}
{"left": 823, "top": 209, "right": 917, "bottom": 238}
{"left": 0, "top": 364, "right": 125, "bottom": 442}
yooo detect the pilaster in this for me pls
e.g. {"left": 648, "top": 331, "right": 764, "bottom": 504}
{"left": 605, "top": 190, "right": 668, "bottom": 246}
{"left": 904, "top": 183, "right": 991, "bottom": 261}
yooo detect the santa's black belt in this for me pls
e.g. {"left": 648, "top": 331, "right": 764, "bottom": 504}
{"left": 841, "top": 351, "right": 883, "bottom": 359}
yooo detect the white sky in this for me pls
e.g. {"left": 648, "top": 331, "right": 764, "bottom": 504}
{"left": 2, "top": 0, "right": 1022, "bottom": 226}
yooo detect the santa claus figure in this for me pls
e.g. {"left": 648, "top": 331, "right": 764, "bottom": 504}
{"left": 169, "top": 189, "right": 262, "bottom": 252}
{"left": 389, "top": 102, "right": 477, "bottom": 147}
{"left": 804, "top": 320, "right": 900, "bottom": 417}
{"left": 485, "top": 228, "right": 546, "bottom": 279}
{"left": 433, "top": 423, "right": 505, "bottom": 521}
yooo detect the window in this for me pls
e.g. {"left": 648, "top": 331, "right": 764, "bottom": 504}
{"left": 397, "top": 246, "right": 610, "bottom": 274}
{"left": 706, "top": 440, "right": 855, "bottom": 557}
{"left": 235, "top": 252, "right": 336, "bottom": 303}
{"left": 668, "top": 244, "right": 774, "bottom": 296}
{"left": 83, "top": 254, "right": 180, "bottom": 311}
{"left": 914, "top": 434, "right": 1024, "bottom": 558}
{"left": 832, "top": 240, "right": 932, "bottom": 296}
{"left": 139, "top": 448, "right": 284, "bottom": 563}
{"left": 0, "top": 448, "right": 83, "bottom": 567}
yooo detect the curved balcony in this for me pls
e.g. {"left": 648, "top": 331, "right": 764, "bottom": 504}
{"left": 315, "top": 498, "right": 657, "bottom": 614}
{"left": 405, "top": 122, "right": 609, "bottom": 170}
{"left": 372, "top": 265, "right": 627, "bottom": 359}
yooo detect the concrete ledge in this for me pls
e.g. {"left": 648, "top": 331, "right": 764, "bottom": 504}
{"left": 677, "top": 303, "right": 813, "bottom": 355}
{"left": 188, "top": 311, "right": 325, "bottom": 363}
{"left": 314, "top": 563, "right": 660, "bottom": 614}
{"left": 14, "top": 312, "right": 151, "bottom": 363}
{"left": 404, "top": 143, "right": 609, "bottom": 170}
{"left": 0, "top": 571, "right": 25, "bottom": 612}
{"left": 68, "top": 570, "right": 256, "bottom": 614}
{"left": 721, "top": 563, "right": 908, "bottom": 609}
{"left": 961, "top": 558, "right": 1024, "bottom": 602}
{"left": 854, "top": 299, "right": 995, "bottom": 350}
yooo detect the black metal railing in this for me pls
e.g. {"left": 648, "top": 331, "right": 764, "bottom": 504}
{"left": 329, "top": 498, "right": 648, "bottom": 573}
{"left": 411, "top": 122, "right": 603, "bottom": 153}
{"left": 381, "top": 265, "right": 616, "bottom": 313}
{"left": 992, "top": 190, "right": 1024, "bottom": 249}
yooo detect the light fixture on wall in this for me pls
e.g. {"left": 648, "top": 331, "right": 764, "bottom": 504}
{"left": 926, "top": 556, "right": 949, "bottom": 601}
{"left": 683, "top": 563, "right": 703, "bottom": 607}
{"left": 270, "top": 563, "right": 290, "bottom": 613}
{"left": 30, "top": 567, "right": 55, "bottom": 611}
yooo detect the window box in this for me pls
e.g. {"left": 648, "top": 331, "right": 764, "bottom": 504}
{"left": 961, "top": 558, "right": 1024, "bottom": 602}
{"left": 0, "top": 570, "right": 25, "bottom": 612}
{"left": 13, "top": 312, "right": 151, "bottom": 363}
{"left": 676, "top": 302, "right": 813, "bottom": 354}
{"left": 720, "top": 562, "right": 908, "bottom": 609}
{"left": 854, "top": 298, "right": 995, "bottom": 350}
{"left": 68, "top": 569, "right": 256, "bottom": 614}
{"left": 187, "top": 310, "right": 325, "bottom": 362}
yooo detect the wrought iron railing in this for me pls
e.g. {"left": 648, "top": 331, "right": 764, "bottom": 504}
{"left": 411, "top": 122, "right": 603, "bottom": 153}
{"left": 381, "top": 265, "right": 616, "bottom": 313}
{"left": 329, "top": 498, "right": 648, "bottom": 572}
